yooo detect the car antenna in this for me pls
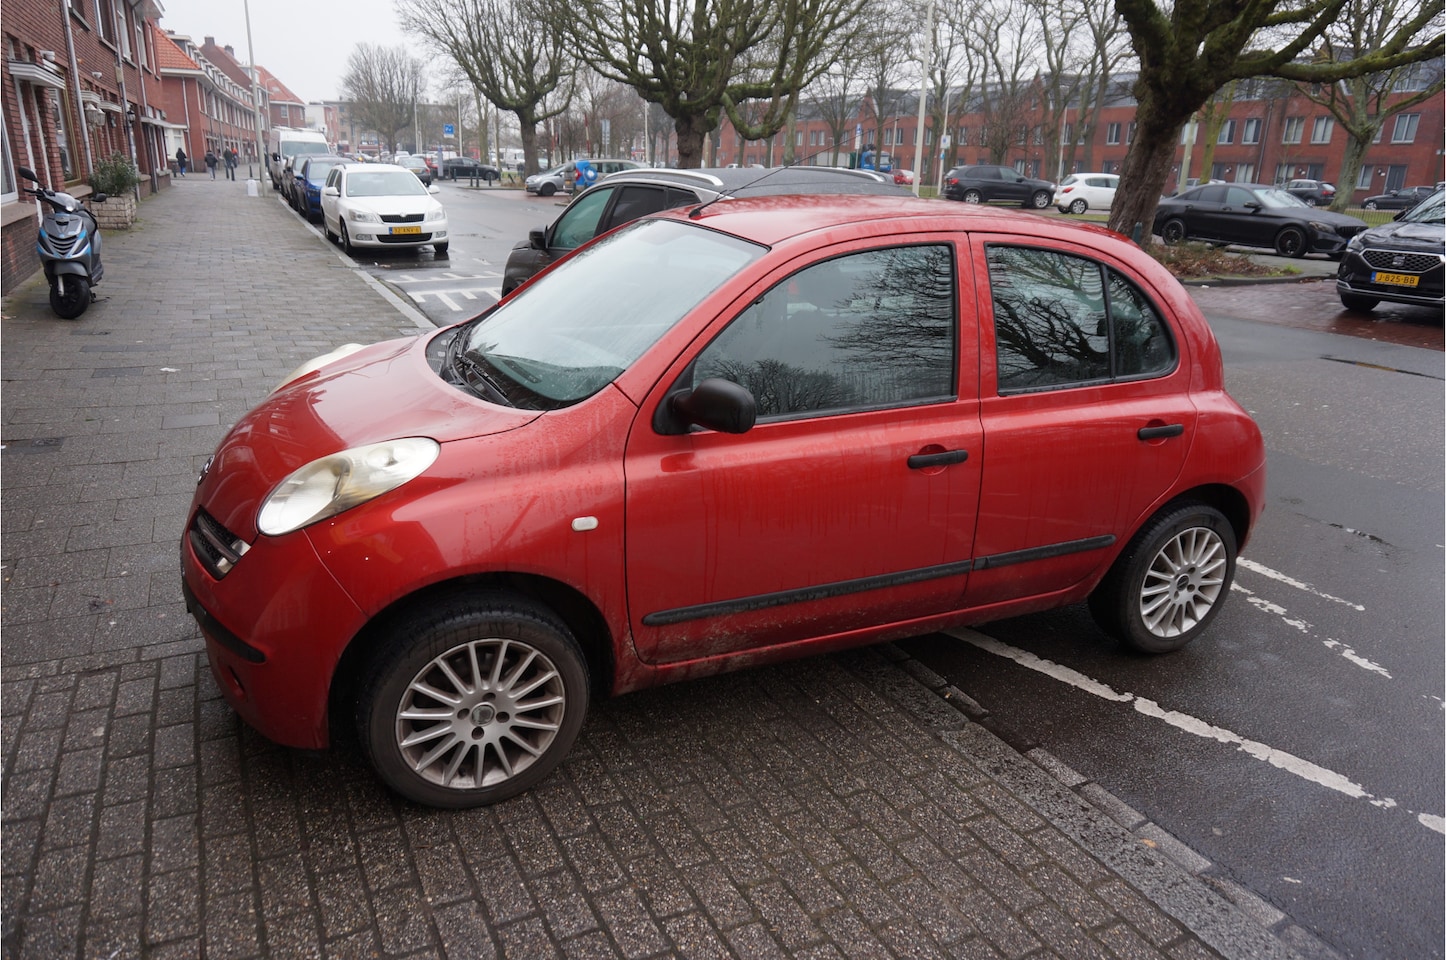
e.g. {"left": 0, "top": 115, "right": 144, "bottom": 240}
{"left": 687, "top": 146, "right": 865, "bottom": 220}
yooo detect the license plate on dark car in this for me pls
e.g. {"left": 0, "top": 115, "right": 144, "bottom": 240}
{"left": 1372, "top": 271, "right": 1419, "bottom": 287}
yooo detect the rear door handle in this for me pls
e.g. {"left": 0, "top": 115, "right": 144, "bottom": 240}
{"left": 1137, "top": 424, "right": 1184, "bottom": 441}
{"left": 907, "top": 449, "right": 969, "bottom": 469}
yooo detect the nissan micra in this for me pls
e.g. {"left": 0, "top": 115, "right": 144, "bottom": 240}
{"left": 182, "top": 195, "right": 1266, "bottom": 808}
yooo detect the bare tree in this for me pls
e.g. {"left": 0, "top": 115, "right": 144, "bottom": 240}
{"left": 967, "top": 0, "right": 1043, "bottom": 169}
{"left": 557, "top": 0, "right": 870, "bottom": 167}
{"left": 399, "top": 0, "right": 575, "bottom": 175}
{"left": 1107, "top": 0, "right": 1443, "bottom": 242}
{"left": 923, "top": 0, "right": 985, "bottom": 178}
{"left": 1301, "top": 0, "right": 1445, "bottom": 211}
{"left": 340, "top": 44, "right": 427, "bottom": 154}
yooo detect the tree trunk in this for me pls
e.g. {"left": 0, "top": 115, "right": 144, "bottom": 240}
{"left": 518, "top": 122, "right": 542, "bottom": 175}
{"left": 674, "top": 113, "right": 707, "bottom": 168}
{"left": 1332, "top": 131, "right": 1373, "bottom": 213}
{"left": 1107, "top": 114, "right": 1186, "bottom": 245}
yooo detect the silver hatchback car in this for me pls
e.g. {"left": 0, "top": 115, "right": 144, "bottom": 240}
{"left": 525, "top": 159, "right": 643, "bottom": 196}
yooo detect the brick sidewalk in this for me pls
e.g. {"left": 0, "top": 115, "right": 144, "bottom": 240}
{"left": 3, "top": 179, "right": 1309, "bottom": 959}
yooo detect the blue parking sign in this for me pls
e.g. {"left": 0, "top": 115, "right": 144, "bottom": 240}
{"left": 443, "top": 124, "right": 455, "bottom": 137}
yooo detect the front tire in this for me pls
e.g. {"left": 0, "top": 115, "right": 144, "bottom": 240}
{"left": 1340, "top": 293, "right": 1380, "bottom": 313}
{"left": 434, "top": 241, "right": 449, "bottom": 256}
{"left": 1274, "top": 226, "right": 1307, "bottom": 258}
{"left": 340, "top": 221, "right": 353, "bottom": 254}
{"left": 49, "top": 276, "right": 91, "bottom": 320}
{"left": 962, "top": 188, "right": 982, "bottom": 204}
{"left": 1364, "top": 200, "right": 1379, "bottom": 210}
{"left": 1161, "top": 218, "right": 1188, "bottom": 245}
{"left": 1069, "top": 198, "right": 1088, "bottom": 215}
{"left": 357, "top": 594, "right": 590, "bottom": 808}
{"left": 1088, "top": 503, "right": 1237, "bottom": 654}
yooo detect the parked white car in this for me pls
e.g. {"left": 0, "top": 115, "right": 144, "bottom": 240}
{"left": 1054, "top": 173, "right": 1120, "bottom": 214}
{"left": 320, "top": 163, "right": 449, "bottom": 256}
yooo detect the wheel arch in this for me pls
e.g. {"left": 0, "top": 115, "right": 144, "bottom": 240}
{"left": 1153, "top": 484, "right": 1253, "bottom": 553}
{"left": 328, "top": 572, "right": 616, "bottom": 744}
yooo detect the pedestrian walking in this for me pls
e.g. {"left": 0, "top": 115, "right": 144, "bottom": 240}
{"left": 175, "top": 146, "right": 187, "bottom": 178}
{"left": 204, "top": 149, "right": 218, "bottom": 179}
{"left": 224, "top": 148, "right": 238, "bottom": 181}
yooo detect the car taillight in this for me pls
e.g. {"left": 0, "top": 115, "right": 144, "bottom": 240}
{"left": 1061, "top": 186, "right": 1074, "bottom": 193}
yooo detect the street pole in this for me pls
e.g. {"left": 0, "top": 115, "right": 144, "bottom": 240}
{"left": 242, "top": 0, "right": 265, "bottom": 181}
{"left": 911, "top": 0, "right": 936, "bottom": 197}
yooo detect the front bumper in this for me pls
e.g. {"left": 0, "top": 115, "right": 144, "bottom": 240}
{"left": 181, "top": 511, "right": 368, "bottom": 749}
{"left": 1336, "top": 249, "right": 1445, "bottom": 307}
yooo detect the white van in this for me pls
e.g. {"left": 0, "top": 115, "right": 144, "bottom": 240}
{"left": 267, "top": 127, "right": 331, "bottom": 189}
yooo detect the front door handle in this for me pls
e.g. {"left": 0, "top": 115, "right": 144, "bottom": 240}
{"left": 1137, "top": 424, "right": 1184, "bottom": 441}
{"left": 907, "top": 449, "right": 969, "bottom": 469}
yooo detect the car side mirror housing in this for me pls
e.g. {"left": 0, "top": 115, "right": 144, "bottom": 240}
{"left": 323, "top": 186, "right": 339, "bottom": 197}
{"left": 428, "top": 184, "right": 440, "bottom": 195}
{"left": 529, "top": 226, "right": 548, "bottom": 250}
{"left": 1243, "top": 201, "right": 1262, "bottom": 211}
{"left": 655, "top": 378, "right": 757, "bottom": 435}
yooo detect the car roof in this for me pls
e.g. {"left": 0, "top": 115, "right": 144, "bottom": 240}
{"left": 341, "top": 162, "right": 410, "bottom": 174}
{"left": 657, "top": 192, "right": 1118, "bottom": 248}
{"left": 595, "top": 165, "right": 908, "bottom": 199}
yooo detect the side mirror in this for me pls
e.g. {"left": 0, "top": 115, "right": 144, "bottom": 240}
{"left": 528, "top": 226, "right": 547, "bottom": 250}
{"left": 428, "top": 184, "right": 440, "bottom": 195}
{"left": 655, "top": 378, "right": 757, "bottom": 435}
{"left": 322, "top": 186, "right": 339, "bottom": 197}
{"left": 17, "top": 166, "right": 37, "bottom": 183}
{"left": 1243, "top": 201, "right": 1262, "bottom": 211}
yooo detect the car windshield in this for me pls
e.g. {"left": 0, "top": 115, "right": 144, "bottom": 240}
{"left": 346, "top": 171, "right": 429, "bottom": 197}
{"left": 1254, "top": 188, "right": 1309, "bottom": 209}
{"left": 456, "top": 219, "right": 763, "bottom": 409}
{"left": 1400, "top": 192, "right": 1445, "bottom": 224}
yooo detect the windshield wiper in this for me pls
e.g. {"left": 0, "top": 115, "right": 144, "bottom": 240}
{"left": 442, "top": 330, "right": 512, "bottom": 406}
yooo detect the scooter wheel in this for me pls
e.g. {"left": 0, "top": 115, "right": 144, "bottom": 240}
{"left": 50, "top": 277, "right": 91, "bottom": 320}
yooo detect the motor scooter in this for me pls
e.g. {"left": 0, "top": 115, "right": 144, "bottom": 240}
{"left": 17, "top": 166, "right": 107, "bottom": 320}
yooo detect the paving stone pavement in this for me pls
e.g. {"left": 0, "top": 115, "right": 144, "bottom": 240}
{"left": 3, "top": 178, "right": 1317, "bottom": 959}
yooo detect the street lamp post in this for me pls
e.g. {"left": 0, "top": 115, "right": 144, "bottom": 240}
{"left": 242, "top": 0, "right": 266, "bottom": 182}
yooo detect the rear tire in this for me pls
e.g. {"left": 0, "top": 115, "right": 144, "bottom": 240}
{"left": 1069, "top": 198, "right": 1088, "bottom": 214}
{"left": 1161, "top": 218, "right": 1188, "bottom": 245}
{"left": 357, "top": 593, "right": 590, "bottom": 808}
{"left": 49, "top": 276, "right": 91, "bottom": 320}
{"left": 1088, "top": 502, "right": 1237, "bottom": 654}
{"left": 1028, "top": 190, "right": 1051, "bottom": 209}
{"left": 1339, "top": 293, "right": 1380, "bottom": 313}
{"left": 963, "top": 188, "right": 982, "bottom": 204}
{"left": 540, "top": 183, "right": 557, "bottom": 197}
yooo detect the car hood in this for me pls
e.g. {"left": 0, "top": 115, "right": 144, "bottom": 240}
{"left": 1303, "top": 209, "right": 1369, "bottom": 229}
{"left": 198, "top": 335, "right": 539, "bottom": 539}
{"left": 1357, "top": 219, "right": 1446, "bottom": 250}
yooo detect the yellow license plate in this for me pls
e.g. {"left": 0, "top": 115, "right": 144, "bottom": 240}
{"left": 1372, "top": 271, "right": 1419, "bottom": 287}
{"left": 391, "top": 225, "right": 422, "bottom": 235}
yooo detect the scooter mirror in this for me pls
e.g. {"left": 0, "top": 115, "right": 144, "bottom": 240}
{"left": 17, "top": 166, "right": 37, "bottom": 183}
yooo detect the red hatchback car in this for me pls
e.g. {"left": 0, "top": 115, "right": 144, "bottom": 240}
{"left": 182, "top": 196, "right": 1265, "bottom": 808}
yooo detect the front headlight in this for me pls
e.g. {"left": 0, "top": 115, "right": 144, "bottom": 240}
{"left": 257, "top": 438, "right": 440, "bottom": 536}
{"left": 349, "top": 209, "right": 381, "bottom": 223}
{"left": 425, "top": 207, "right": 446, "bottom": 223}
{"left": 1307, "top": 221, "right": 1334, "bottom": 235}
{"left": 1347, "top": 234, "right": 1365, "bottom": 252}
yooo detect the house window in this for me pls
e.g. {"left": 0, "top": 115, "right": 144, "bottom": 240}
{"left": 2, "top": 114, "right": 16, "bottom": 204}
{"left": 1274, "top": 163, "right": 1294, "bottom": 184}
{"left": 1217, "top": 120, "right": 1235, "bottom": 144}
{"left": 1179, "top": 124, "right": 1199, "bottom": 145}
{"left": 50, "top": 90, "right": 77, "bottom": 181}
{"left": 1281, "top": 117, "right": 1303, "bottom": 144}
{"left": 1242, "top": 118, "right": 1261, "bottom": 144}
{"left": 95, "top": 0, "right": 116, "bottom": 44}
{"left": 1356, "top": 166, "right": 1375, "bottom": 189}
{"left": 956, "top": 126, "right": 968, "bottom": 145}
{"left": 1235, "top": 163, "right": 1254, "bottom": 183}
{"left": 1391, "top": 114, "right": 1420, "bottom": 143}
{"left": 1126, "top": 122, "right": 1136, "bottom": 144}
{"left": 1106, "top": 122, "right": 1120, "bottom": 145}
{"left": 1310, "top": 117, "right": 1333, "bottom": 144}
{"left": 280, "top": 104, "right": 289, "bottom": 121}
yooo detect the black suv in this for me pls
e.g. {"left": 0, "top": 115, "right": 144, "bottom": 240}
{"left": 1336, "top": 189, "right": 1444, "bottom": 313}
{"left": 502, "top": 166, "right": 906, "bottom": 294}
{"left": 943, "top": 164, "right": 1055, "bottom": 208}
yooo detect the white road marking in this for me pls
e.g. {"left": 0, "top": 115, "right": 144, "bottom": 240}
{"left": 1236, "top": 559, "right": 1366, "bottom": 611}
{"left": 948, "top": 628, "right": 1439, "bottom": 832}
{"left": 1231, "top": 582, "right": 1391, "bottom": 679}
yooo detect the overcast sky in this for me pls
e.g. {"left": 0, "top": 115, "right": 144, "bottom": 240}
{"left": 157, "top": 0, "right": 426, "bottom": 103}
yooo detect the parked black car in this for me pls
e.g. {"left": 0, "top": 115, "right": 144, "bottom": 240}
{"left": 1154, "top": 182, "right": 1367, "bottom": 258}
{"left": 1336, "top": 189, "right": 1444, "bottom": 312}
{"left": 1283, "top": 178, "right": 1336, "bottom": 206}
{"left": 1359, "top": 185, "right": 1438, "bottom": 211}
{"left": 441, "top": 157, "right": 501, "bottom": 182}
{"left": 942, "top": 165, "right": 1055, "bottom": 208}
{"left": 502, "top": 166, "right": 905, "bottom": 294}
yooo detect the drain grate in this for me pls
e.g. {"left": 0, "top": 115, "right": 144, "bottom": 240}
{"left": 3, "top": 437, "right": 65, "bottom": 452}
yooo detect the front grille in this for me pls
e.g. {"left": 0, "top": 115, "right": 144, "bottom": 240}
{"left": 41, "top": 234, "right": 81, "bottom": 257}
{"left": 380, "top": 213, "right": 424, "bottom": 224}
{"left": 378, "top": 233, "right": 433, "bottom": 244}
{"left": 188, "top": 508, "right": 249, "bottom": 579}
{"left": 1362, "top": 249, "right": 1442, "bottom": 273}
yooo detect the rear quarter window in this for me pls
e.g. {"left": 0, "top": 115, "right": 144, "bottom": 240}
{"left": 986, "top": 245, "right": 1176, "bottom": 393}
